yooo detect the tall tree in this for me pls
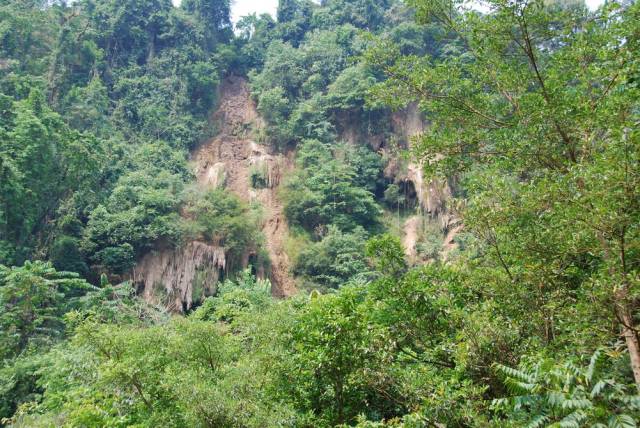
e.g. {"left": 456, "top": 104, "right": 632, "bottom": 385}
{"left": 181, "top": 0, "right": 232, "bottom": 49}
{"left": 0, "top": 261, "right": 93, "bottom": 360}
{"left": 365, "top": 0, "right": 640, "bottom": 386}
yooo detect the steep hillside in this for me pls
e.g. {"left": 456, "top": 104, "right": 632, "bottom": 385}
{"left": 193, "top": 76, "right": 296, "bottom": 297}
{"left": 133, "top": 76, "right": 296, "bottom": 308}
{"left": 3, "top": 0, "right": 639, "bottom": 426}
{"left": 383, "top": 103, "right": 462, "bottom": 263}
{"left": 132, "top": 72, "right": 465, "bottom": 305}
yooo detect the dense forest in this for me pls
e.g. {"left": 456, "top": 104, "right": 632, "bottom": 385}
{"left": 1, "top": 0, "right": 639, "bottom": 426}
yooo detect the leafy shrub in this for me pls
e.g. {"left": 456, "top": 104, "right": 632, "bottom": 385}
{"left": 415, "top": 220, "right": 443, "bottom": 261}
{"left": 0, "top": 262, "right": 94, "bottom": 360}
{"left": 493, "top": 349, "right": 640, "bottom": 427}
{"left": 83, "top": 169, "right": 186, "bottom": 262}
{"left": 92, "top": 244, "right": 135, "bottom": 275}
{"left": 182, "top": 188, "right": 263, "bottom": 263}
{"left": 293, "top": 226, "right": 370, "bottom": 289}
{"left": 284, "top": 140, "right": 382, "bottom": 233}
{"left": 50, "top": 236, "right": 88, "bottom": 275}
{"left": 250, "top": 163, "right": 269, "bottom": 189}
{"left": 191, "top": 269, "right": 272, "bottom": 324}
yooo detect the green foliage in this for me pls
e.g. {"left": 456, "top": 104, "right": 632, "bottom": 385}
{"left": 0, "top": 270, "right": 165, "bottom": 423}
{"left": 249, "top": 162, "right": 269, "bottom": 188}
{"left": 192, "top": 268, "right": 272, "bottom": 324}
{"left": 316, "top": 0, "right": 391, "bottom": 31}
{"left": 365, "top": 0, "right": 640, "bottom": 385}
{"left": 78, "top": 280, "right": 169, "bottom": 325}
{"left": 415, "top": 220, "right": 443, "bottom": 261}
{"left": 365, "top": 234, "right": 406, "bottom": 277}
{"left": 249, "top": 21, "right": 391, "bottom": 145}
{"left": 284, "top": 139, "right": 382, "bottom": 233}
{"left": 235, "top": 13, "right": 277, "bottom": 70}
{"left": 6, "top": 271, "right": 297, "bottom": 428}
{"left": 324, "top": 64, "right": 379, "bottom": 116}
{"left": 35, "top": 318, "right": 239, "bottom": 427}
{"left": 278, "top": 241, "right": 490, "bottom": 426}
{"left": 383, "top": 183, "right": 404, "bottom": 209}
{"left": 0, "top": 89, "right": 106, "bottom": 265}
{"left": 0, "top": 348, "right": 50, "bottom": 426}
{"left": 83, "top": 169, "right": 185, "bottom": 265}
{"left": 0, "top": 0, "right": 236, "bottom": 276}
{"left": 285, "top": 285, "right": 386, "bottom": 425}
{"left": 92, "top": 244, "right": 135, "bottom": 275}
{"left": 182, "top": 188, "right": 263, "bottom": 263}
{"left": 0, "top": 261, "right": 94, "bottom": 360}
{"left": 3, "top": 0, "right": 639, "bottom": 426}
{"left": 60, "top": 76, "right": 110, "bottom": 133}
{"left": 50, "top": 236, "right": 88, "bottom": 276}
{"left": 493, "top": 349, "right": 640, "bottom": 427}
{"left": 276, "top": 0, "right": 315, "bottom": 46}
{"left": 181, "top": 0, "right": 232, "bottom": 49}
{"left": 294, "top": 226, "right": 371, "bottom": 289}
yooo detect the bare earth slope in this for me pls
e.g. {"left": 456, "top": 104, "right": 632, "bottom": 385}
{"left": 193, "top": 76, "right": 296, "bottom": 297}
{"left": 133, "top": 77, "right": 295, "bottom": 310}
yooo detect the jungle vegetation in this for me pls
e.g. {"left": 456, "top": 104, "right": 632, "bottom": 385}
{"left": 1, "top": 0, "right": 639, "bottom": 426}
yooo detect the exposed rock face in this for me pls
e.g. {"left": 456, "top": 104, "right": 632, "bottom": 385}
{"left": 402, "top": 215, "right": 421, "bottom": 263}
{"left": 405, "top": 163, "right": 449, "bottom": 217}
{"left": 133, "top": 78, "right": 466, "bottom": 308}
{"left": 193, "top": 76, "right": 296, "bottom": 297}
{"left": 133, "top": 76, "right": 296, "bottom": 310}
{"left": 333, "top": 102, "right": 462, "bottom": 261}
{"left": 390, "top": 103, "right": 449, "bottom": 216}
{"left": 133, "top": 241, "right": 226, "bottom": 312}
{"left": 192, "top": 77, "right": 296, "bottom": 297}
{"left": 389, "top": 103, "right": 463, "bottom": 259}
{"left": 391, "top": 102, "right": 425, "bottom": 140}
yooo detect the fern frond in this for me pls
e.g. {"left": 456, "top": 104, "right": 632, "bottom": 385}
{"left": 546, "top": 391, "right": 566, "bottom": 407}
{"left": 526, "top": 414, "right": 549, "bottom": 428}
{"left": 565, "top": 363, "right": 582, "bottom": 380}
{"left": 505, "top": 377, "right": 538, "bottom": 394}
{"left": 586, "top": 349, "right": 604, "bottom": 384}
{"left": 557, "top": 410, "right": 586, "bottom": 427}
{"left": 561, "top": 398, "right": 592, "bottom": 410}
{"left": 496, "top": 363, "right": 536, "bottom": 384}
{"left": 607, "top": 414, "right": 637, "bottom": 428}
{"left": 590, "top": 380, "right": 608, "bottom": 398}
{"left": 513, "top": 394, "right": 537, "bottom": 410}
{"left": 620, "top": 395, "right": 640, "bottom": 410}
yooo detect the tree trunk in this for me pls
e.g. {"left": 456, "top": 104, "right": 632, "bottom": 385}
{"left": 335, "top": 376, "right": 344, "bottom": 425}
{"left": 599, "top": 233, "right": 639, "bottom": 389}
{"left": 617, "top": 304, "right": 640, "bottom": 390}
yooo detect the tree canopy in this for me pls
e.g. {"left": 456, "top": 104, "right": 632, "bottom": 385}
{"left": 1, "top": 0, "right": 639, "bottom": 426}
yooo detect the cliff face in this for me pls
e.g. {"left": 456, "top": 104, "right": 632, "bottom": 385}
{"left": 192, "top": 76, "right": 296, "bottom": 297}
{"left": 133, "top": 76, "right": 295, "bottom": 310}
{"left": 387, "top": 104, "right": 463, "bottom": 262}
{"left": 133, "top": 241, "right": 226, "bottom": 312}
{"left": 133, "top": 78, "right": 461, "bottom": 310}
{"left": 390, "top": 103, "right": 450, "bottom": 217}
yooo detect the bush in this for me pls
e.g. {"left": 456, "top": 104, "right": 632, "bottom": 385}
{"left": 50, "top": 236, "right": 88, "bottom": 276}
{"left": 182, "top": 188, "right": 263, "bottom": 264}
{"left": 191, "top": 269, "right": 272, "bottom": 324}
{"left": 284, "top": 140, "right": 382, "bottom": 233}
{"left": 415, "top": 220, "right": 443, "bottom": 261}
{"left": 92, "top": 244, "right": 135, "bottom": 274}
{"left": 293, "top": 226, "right": 370, "bottom": 289}
{"left": 493, "top": 349, "right": 640, "bottom": 426}
{"left": 83, "top": 169, "right": 186, "bottom": 265}
{"left": 250, "top": 163, "right": 269, "bottom": 189}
